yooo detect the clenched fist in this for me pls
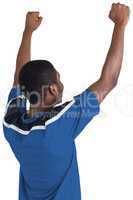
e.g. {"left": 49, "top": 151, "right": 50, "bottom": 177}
{"left": 25, "top": 12, "right": 43, "bottom": 32}
{"left": 109, "top": 3, "right": 130, "bottom": 27}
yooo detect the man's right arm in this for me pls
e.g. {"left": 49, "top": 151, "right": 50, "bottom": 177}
{"left": 89, "top": 3, "right": 130, "bottom": 104}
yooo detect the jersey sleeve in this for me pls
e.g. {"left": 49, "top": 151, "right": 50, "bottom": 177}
{"left": 3, "top": 85, "right": 27, "bottom": 122}
{"left": 60, "top": 88, "right": 100, "bottom": 140}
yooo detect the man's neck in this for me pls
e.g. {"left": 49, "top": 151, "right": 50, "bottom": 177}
{"left": 28, "top": 105, "right": 53, "bottom": 117}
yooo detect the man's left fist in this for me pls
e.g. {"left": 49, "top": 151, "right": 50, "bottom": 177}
{"left": 25, "top": 12, "right": 43, "bottom": 32}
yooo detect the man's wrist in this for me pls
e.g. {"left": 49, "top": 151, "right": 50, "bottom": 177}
{"left": 114, "top": 23, "right": 126, "bottom": 30}
{"left": 23, "top": 28, "right": 33, "bottom": 36}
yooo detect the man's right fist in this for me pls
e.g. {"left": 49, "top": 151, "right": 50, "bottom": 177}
{"left": 109, "top": 3, "right": 130, "bottom": 27}
{"left": 25, "top": 12, "right": 43, "bottom": 32}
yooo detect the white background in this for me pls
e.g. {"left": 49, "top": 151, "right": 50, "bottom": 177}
{"left": 0, "top": 0, "right": 133, "bottom": 199}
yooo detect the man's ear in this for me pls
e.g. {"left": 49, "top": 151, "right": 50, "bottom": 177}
{"left": 49, "top": 84, "right": 58, "bottom": 96}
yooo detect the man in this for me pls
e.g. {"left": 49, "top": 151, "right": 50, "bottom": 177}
{"left": 3, "top": 3, "right": 130, "bottom": 200}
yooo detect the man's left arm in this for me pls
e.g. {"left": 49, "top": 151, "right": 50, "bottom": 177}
{"left": 13, "top": 12, "right": 43, "bottom": 87}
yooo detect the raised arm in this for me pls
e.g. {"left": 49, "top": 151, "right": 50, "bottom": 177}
{"left": 89, "top": 3, "right": 130, "bottom": 103}
{"left": 13, "top": 12, "right": 43, "bottom": 86}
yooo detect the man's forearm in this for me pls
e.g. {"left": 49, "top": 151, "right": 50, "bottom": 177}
{"left": 16, "top": 29, "right": 32, "bottom": 70}
{"left": 13, "top": 29, "right": 32, "bottom": 86}
{"left": 100, "top": 24, "right": 125, "bottom": 86}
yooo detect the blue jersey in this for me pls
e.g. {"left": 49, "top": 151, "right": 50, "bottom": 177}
{"left": 3, "top": 86, "right": 100, "bottom": 200}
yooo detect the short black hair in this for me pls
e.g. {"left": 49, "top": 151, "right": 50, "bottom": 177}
{"left": 19, "top": 60, "right": 57, "bottom": 104}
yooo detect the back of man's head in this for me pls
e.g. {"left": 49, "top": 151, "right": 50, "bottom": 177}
{"left": 19, "top": 60, "right": 57, "bottom": 105}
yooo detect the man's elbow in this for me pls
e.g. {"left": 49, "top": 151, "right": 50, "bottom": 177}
{"left": 110, "top": 78, "right": 118, "bottom": 90}
{"left": 100, "top": 76, "right": 118, "bottom": 91}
